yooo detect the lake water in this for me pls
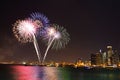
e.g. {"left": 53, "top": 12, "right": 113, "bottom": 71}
{"left": 0, "top": 64, "right": 120, "bottom": 80}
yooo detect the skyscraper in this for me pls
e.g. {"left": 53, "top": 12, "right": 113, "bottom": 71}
{"left": 91, "top": 54, "right": 96, "bottom": 65}
{"left": 91, "top": 52, "right": 102, "bottom": 66}
{"left": 96, "top": 53, "right": 102, "bottom": 66}
{"left": 112, "top": 50, "right": 119, "bottom": 66}
{"left": 107, "top": 46, "right": 114, "bottom": 66}
{"left": 102, "top": 52, "right": 107, "bottom": 65}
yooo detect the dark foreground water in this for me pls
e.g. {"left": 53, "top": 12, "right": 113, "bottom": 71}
{"left": 0, "top": 64, "right": 120, "bottom": 80}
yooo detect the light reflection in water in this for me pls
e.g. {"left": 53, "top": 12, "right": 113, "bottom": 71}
{"left": 43, "top": 67, "right": 58, "bottom": 80}
{"left": 12, "top": 66, "right": 40, "bottom": 80}
{"left": 11, "top": 66, "right": 58, "bottom": 80}
{"left": 9, "top": 65, "right": 120, "bottom": 80}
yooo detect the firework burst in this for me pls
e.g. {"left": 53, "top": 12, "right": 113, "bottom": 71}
{"left": 13, "top": 19, "right": 41, "bottom": 63}
{"left": 29, "top": 12, "right": 50, "bottom": 37}
{"left": 30, "top": 12, "right": 49, "bottom": 27}
{"left": 12, "top": 12, "right": 70, "bottom": 64}
{"left": 44, "top": 24, "right": 70, "bottom": 49}
{"left": 13, "top": 19, "right": 36, "bottom": 43}
{"left": 42, "top": 24, "right": 70, "bottom": 63}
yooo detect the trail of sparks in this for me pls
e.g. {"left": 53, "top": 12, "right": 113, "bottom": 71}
{"left": 42, "top": 37, "right": 55, "bottom": 63}
{"left": 33, "top": 34, "right": 41, "bottom": 63}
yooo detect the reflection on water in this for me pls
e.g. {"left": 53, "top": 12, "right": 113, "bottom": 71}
{"left": 0, "top": 65, "right": 120, "bottom": 80}
{"left": 12, "top": 66, "right": 58, "bottom": 80}
{"left": 12, "top": 66, "right": 40, "bottom": 80}
{"left": 43, "top": 67, "right": 58, "bottom": 80}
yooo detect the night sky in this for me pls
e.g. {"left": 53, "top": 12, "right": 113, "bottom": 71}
{"left": 0, "top": 0, "right": 120, "bottom": 62}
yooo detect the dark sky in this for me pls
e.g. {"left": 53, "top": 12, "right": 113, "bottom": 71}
{"left": 0, "top": 0, "right": 120, "bottom": 63}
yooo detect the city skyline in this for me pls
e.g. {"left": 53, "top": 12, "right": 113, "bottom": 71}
{"left": 0, "top": 0, "right": 120, "bottom": 62}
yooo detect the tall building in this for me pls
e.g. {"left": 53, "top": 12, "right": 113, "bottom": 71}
{"left": 91, "top": 46, "right": 120, "bottom": 67}
{"left": 102, "top": 52, "right": 107, "bottom": 65}
{"left": 91, "top": 52, "right": 102, "bottom": 66}
{"left": 107, "top": 46, "right": 114, "bottom": 66}
{"left": 112, "top": 50, "right": 119, "bottom": 66}
{"left": 91, "top": 54, "right": 96, "bottom": 65}
{"left": 96, "top": 53, "right": 102, "bottom": 65}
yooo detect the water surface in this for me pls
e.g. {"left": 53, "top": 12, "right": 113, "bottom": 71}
{"left": 0, "top": 64, "right": 120, "bottom": 80}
